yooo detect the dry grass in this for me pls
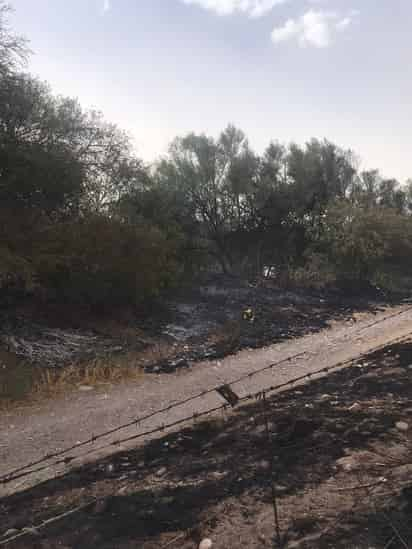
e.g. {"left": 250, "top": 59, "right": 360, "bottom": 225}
{"left": 28, "top": 340, "right": 179, "bottom": 399}
{"left": 0, "top": 339, "right": 180, "bottom": 411}
{"left": 32, "top": 352, "right": 144, "bottom": 397}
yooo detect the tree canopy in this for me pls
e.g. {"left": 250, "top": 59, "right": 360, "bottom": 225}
{"left": 1, "top": 3, "right": 412, "bottom": 306}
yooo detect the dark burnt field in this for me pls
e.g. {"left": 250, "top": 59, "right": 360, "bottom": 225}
{"left": 0, "top": 276, "right": 389, "bottom": 403}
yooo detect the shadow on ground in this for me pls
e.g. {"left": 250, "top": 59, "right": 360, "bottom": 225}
{"left": 1, "top": 340, "right": 412, "bottom": 548}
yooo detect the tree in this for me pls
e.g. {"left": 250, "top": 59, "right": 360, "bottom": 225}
{"left": 0, "top": 2, "right": 28, "bottom": 77}
{"left": 0, "top": 74, "right": 84, "bottom": 218}
{"left": 287, "top": 139, "right": 357, "bottom": 221}
{"left": 155, "top": 125, "right": 259, "bottom": 274}
{"left": 318, "top": 200, "right": 412, "bottom": 284}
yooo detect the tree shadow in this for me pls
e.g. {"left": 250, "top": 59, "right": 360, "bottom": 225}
{"left": 1, "top": 340, "right": 412, "bottom": 547}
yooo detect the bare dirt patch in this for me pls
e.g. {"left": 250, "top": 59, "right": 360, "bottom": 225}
{"left": 1, "top": 338, "right": 411, "bottom": 548}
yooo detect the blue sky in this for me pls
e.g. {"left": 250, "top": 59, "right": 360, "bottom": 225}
{"left": 10, "top": 0, "right": 412, "bottom": 182}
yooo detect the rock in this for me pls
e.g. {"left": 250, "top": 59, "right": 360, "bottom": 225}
{"left": 211, "top": 471, "right": 226, "bottom": 480}
{"left": 78, "top": 385, "right": 94, "bottom": 392}
{"left": 161, "top": 496, "right": 175, "bottom": 505}
{"left": 3, "top": 529, "right": 19, "bottom": 538}
{"left": 199, "top": 539, "right": 213, "bottom": 549}
{"left": 274, "top": 484, "right": 288, "bottom": 494}
{"left": 349, "top": 402, "right": 362, "bottom": 412}
{"left": 156, "top": 467, "right": 167, "bottom": 477}
{"left": 105, "top": 463, "right": 115, "bottom": 474}
{"left": 22, "top": 527, "right": 40, "bottom": 537}
{"left": 336, "top": 456, "right": 354, "bottom": 471}
{"left": 395, "top": 421, "right": 409, "bottom": 432}
{"left": 320, "top": 394, "right": 331, "bottom": 401}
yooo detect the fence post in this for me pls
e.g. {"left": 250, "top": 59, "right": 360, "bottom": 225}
{"left": 261, "top": 392, "right": 283, "bottom": 548}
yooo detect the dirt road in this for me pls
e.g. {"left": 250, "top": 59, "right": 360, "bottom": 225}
{"left": 1, "top": 303, "right": 412, "bottom": 496}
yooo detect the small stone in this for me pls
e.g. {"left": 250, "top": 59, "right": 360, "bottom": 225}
{"left": 105, "top": 463, "right": 115, "bottom": 474}
{"left": 199, "top": 539, "right": 213, "bottom": 549}
{"left": 336, "top": 456, "right": 354, "bottom": 471}
{"left": 349, "top": 402, "right": 362, "bottom": 412}
{"left": 395, "top": 421, "right": 409, "bottom": 432}
{"left": 320, "top": 394, "right": 331, "bottom": 401}
{"left": 211, "top": 471, "right": 226, "bottom": 480}
{"left": 274, "top": 484, "right": 288, "bottom": 494}
{"left": 22, "top": 527, "right": 40, "bottom": 537}
{"left": 3, "top": 529, "right": 19, "bottom": 538}
{"left": 78, "top": 385, "right": 93, "bottom": 392}
{"left": 161, "top": 496, "right": 175, "bottom": 505}
{"left": 156, "top": 467, "right": 167, "bottom": 477}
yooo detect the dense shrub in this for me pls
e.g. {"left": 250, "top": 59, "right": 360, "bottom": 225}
{"left": 33, "top": 217, "right": 179, "bottom": 307}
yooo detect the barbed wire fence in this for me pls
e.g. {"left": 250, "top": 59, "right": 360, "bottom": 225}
{"left": 2, "top": 307, "right": 412, "bottom": 488}
{"left": 1, "top": 313, "right": 412, "bottom": 546}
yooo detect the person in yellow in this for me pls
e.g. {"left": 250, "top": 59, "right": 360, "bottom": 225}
{"left": 242, "top": 308, "right": 255, "bottom": 322}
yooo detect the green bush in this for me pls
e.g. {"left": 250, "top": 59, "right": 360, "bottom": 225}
{"left": 318, "top": 201, "right": 412, "bottom": 286}
{"left": 32, "top": 216, "right": 179, "bottom": 308}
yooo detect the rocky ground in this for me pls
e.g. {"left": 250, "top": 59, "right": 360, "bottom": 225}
{"left": 1, "top": 337, "right": 412, "bottom": 548}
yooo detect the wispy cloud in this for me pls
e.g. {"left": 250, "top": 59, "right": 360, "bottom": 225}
{"left": 102, "top": 0, "right": 111, "bottom": 15}
{"left": 271, "top": 9, "right": 358, "bottom": 48}
{"left": 180, "top": 0, "right": 288, "bottom": 18}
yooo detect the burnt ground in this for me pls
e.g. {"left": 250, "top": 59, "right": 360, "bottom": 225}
{"left": 140, "top": 277, "right": 389, "bottom": 373}
{"left": 0, "top": 276, "right": 391, "bottom": 397}
{"left": 1, "top": 338, "right": 412, "bottom": 548}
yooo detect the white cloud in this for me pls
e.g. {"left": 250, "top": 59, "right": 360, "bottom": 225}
{"left": 181, "top": 0, "right": 288, "bottom": 18}
{"left": 271, "top": 9, "right": 357, "bottom": 48}
{"left": 102, "top": 0, "right": 111, "bottom": 15}
{"left": 335, "top": 16, "right": 351, "bottom": 31}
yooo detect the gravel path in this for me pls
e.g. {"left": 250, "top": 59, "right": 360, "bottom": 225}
{"left": 1, "top": 304, "right": 412, "bottom": 496}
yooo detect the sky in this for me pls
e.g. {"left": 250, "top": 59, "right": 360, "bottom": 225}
{"left": 9, "top": 0, "right": 412, "bottom": 182}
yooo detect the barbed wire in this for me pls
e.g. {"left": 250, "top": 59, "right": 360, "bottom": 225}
{"left": 1, "top": 306, "right": 412, "bottom": 485}
{"left": 3, "top": 329, "right": 412, "bottom": 487}
{"left": 2, "top": 335, "right": 412, "bottom": 548}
